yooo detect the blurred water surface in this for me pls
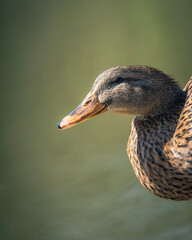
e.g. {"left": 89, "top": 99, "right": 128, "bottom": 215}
{"left": 1, "top": 0, "right": 192, "bottom": 239}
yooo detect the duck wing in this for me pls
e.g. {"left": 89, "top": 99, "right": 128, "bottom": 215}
{"left": 168, "top": 77, "right": 192, "bottom": 163}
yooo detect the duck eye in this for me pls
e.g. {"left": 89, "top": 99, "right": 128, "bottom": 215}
{"left": 115, "top": 77, "right": 124, "bottom": 83}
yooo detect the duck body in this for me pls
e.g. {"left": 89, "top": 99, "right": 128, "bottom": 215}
{"left": 58, "top": 66, "right": 192, "bottom": 200}
{"left": 128, "top": 82, "right": 192, "bottom": 200}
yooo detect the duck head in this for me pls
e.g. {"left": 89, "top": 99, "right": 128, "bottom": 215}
{"left": 58, "top": 65, "right": 181, "bottom": 129}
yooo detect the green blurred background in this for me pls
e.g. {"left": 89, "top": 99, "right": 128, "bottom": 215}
{"left": 1, "top": 0, "right": 192, "bottom": 239}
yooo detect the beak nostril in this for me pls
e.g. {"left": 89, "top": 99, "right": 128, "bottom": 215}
{"left": 84, "top": 99, "right": 92, "bottom": 106}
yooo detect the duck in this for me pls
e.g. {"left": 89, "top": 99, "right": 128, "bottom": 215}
{"left": 58, "top": 65, "right": 192, "bottom": 201}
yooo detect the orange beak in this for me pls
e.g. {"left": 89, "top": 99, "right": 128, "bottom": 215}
{"left": 58, "top": 92, "right": 107, "bottom": 130}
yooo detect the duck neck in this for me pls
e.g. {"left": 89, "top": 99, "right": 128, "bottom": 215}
{"left": 127, "top": 91, "right": 188, "bottom": 200}
{"left": 133, "top": 91, "right": 186, "bottom": 146}
{"left": 135, "top": 90, "right": 186, "bottom": 121}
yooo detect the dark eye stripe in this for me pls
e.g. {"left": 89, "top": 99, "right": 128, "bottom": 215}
{"left": 125, "top": 77, "right": 139, "bottom": 82}
{"left": 115, "top": 77, "right": 124, "bottom": 83}
{"left": 112, "top": 77, "right": 140, "bottom": 85}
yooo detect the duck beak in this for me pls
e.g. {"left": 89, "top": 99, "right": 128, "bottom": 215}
{"left": 58, "top": 92, "right": 107, "bottom": 130}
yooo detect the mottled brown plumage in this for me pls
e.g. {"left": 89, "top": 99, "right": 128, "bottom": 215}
{"left": 58, "top": 66, "right": 192, "bottom": 200}
{"left": 128, "top": 79, "right": 192, "bottom": 200}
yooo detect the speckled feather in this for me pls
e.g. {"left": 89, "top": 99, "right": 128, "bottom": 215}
{"left": 127, "top": 77, "right": 192, "bottom": 200}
